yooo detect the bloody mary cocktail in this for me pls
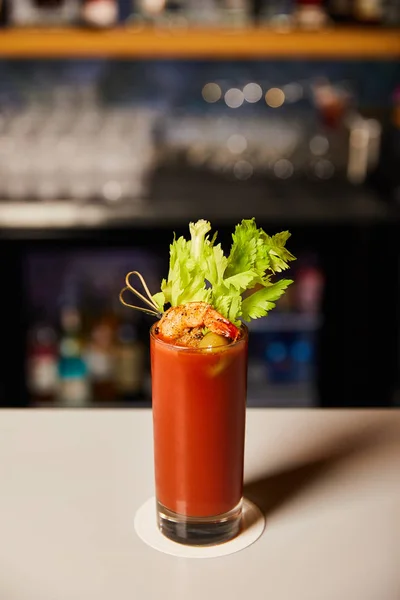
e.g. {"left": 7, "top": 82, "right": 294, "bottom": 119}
{"left": 151, "top": 324, "right": 248, "bottom": 545}
{"left": 119, "top": 218, "right": 295, "bottom": 545}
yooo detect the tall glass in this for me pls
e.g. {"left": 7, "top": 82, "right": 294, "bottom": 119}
{"left": 150, "top": 324, "right": 248, "bottom": 546}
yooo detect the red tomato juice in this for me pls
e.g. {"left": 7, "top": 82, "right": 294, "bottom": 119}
{"left": 151, "top": 325, "right": 248, "bottom": 518}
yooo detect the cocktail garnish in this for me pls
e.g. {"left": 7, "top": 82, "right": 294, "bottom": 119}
{"left": 152, "top": 218, "right": 296, "bottom": 325}
{"left": 119, "top": 271, "right": 162, "bottom": 318}
{"left": 119, "top": 219, "right": 296, "bottom": 337}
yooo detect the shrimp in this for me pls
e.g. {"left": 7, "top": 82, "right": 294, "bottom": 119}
{"left": 155, "top": 302, "right": 240, "bottom": 347}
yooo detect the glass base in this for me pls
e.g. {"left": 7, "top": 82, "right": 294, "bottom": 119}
{"left": 157, "top": 499, "right": 243, "bottom": 546}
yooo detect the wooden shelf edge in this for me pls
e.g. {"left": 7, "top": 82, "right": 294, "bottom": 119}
{"left": 0, "top": 27, "right": 399, "bottom": 59}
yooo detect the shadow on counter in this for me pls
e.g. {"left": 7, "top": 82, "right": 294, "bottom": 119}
{"left": 244, "top": 413, "right": 398, "bottom": 519}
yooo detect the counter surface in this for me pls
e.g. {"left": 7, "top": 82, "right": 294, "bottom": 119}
{"left": 0, "top": 409, "right": 399, "bottom": 600}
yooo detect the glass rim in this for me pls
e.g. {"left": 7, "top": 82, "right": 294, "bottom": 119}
{"left": 150, "top": 321, "right": 248, "bottom": 352}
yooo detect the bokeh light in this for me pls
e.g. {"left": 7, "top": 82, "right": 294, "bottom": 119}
{"left": 227, "top": 134, "right": 247, "bottom": 154}
{"left": 224, "top": 88, "right": 244, "bottom": 109}
{"left": 243, "top": 83, "right": 263, "bottom": 103}
{"left": 202, "top": 82, "right": 222, "bottom": 104}
{"left": 309, "top": 135, "right": 329, "bottom": 156}
{"left": 265, "top": 88, "right": 285, "bottom": 108}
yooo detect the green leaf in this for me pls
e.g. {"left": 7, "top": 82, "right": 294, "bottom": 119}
{"left": 177, "top": 272, "right": 212, "bottom": 305}
{"left": 152, "top": 292, "right": 166, "bottom": 313}
{"left": 225, "top": 219, "right": 259, "bottom": 278}
{"left": 160, "top": 278, "right": 171, "bottom": 305}
{"left": 227, "top": 295, "right": 243, "bottom": 324}
{"left": 204, "top": 244, "right": 227, "bottom": 288}
{"left": 223, "top": 270, "right": 257, "bottom": 293}
{"left": 163, "top": 230, "right": 210, "bottom": 307}
{"left": 189, "top": 219, "right": 212, "bottom": 261}
{"left": 212, "top": 293, "right": 232, "bottom": 320}
{"left": 226, "top": 218, "right": 273, "bottom": 285}
{"left": 241, "top": 279, "right": 293, "bottom": 321}
{"left": 262, "top": 230, "right": 296, "bottom": 273}
{"left": 212, "top": 290, "right": 242, "bottom": 327}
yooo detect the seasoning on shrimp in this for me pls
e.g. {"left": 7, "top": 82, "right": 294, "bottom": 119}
{"left": 155, "top": 302, "right": 240, "bottom": 347}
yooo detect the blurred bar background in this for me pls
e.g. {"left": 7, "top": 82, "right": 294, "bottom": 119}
{"left": 0, "top": 0, "right": 399, "bottom": 409}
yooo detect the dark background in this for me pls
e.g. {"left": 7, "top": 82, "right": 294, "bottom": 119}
{"left": 0, "top": 1, "right": 399, "bottom": 409}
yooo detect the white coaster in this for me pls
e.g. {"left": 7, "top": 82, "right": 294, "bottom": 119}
{"left": 134, "top": 497, "right": 266, "bottom": 558}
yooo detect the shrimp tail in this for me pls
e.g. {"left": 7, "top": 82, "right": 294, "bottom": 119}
{"left": 227, "top": 322, "right": 240, "bottom": 342}
{"left": 205, "top": 308, "right": 240, "bottom": 341}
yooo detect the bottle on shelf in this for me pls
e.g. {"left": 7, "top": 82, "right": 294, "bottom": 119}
{"left": 134, "top": 0, "right": 249, "bottom": 27}
{"left": 114, "top": 320, "right": 145, "bottom": 403}
{"left": 352, "top": 0, "right": 383, "bottom": 24}
{"left": 221, "top": 0, "right": 250, "bottom": 26}
{"left": 9, "top": 0, "right": 80, "bottom": 26}
{"left": 253, "top": 0, "right": 294, "bottom": 28}
{"left": 133, "top": 0, "right": 172, "bottom": 24}
{"left": 57, "top": 306, "right": 91, "bottom": 407}
{"left": 26, "top": 321, "right": 59, "bottom": 406}
{"left": 85, "top": 315, "right": 117, "bottom": 403}
{"left": 80, "top": 0, "right": 118, "bottom": 27}
{"left": 294, "top": 0, "right": 330, "bottom": 28}
{"left": 312, "top": 79, "right": 351, "bottom": 131}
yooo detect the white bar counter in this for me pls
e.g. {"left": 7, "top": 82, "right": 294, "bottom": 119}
{"left": 0, "top": 409, "right": 399, "bottom": 600}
